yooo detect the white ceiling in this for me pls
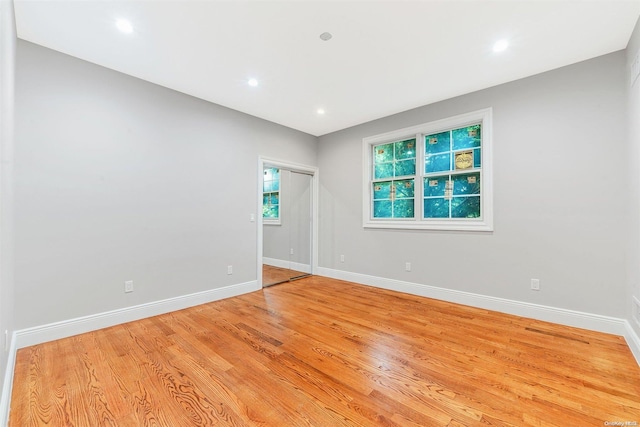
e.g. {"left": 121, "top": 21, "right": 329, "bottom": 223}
{"left": 14, "top": 0, "right": 640, "bottom": 137}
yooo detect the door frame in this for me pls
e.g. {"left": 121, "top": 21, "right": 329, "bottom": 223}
{"left": 257, "top": 156, "right": 319, "bottom": 288}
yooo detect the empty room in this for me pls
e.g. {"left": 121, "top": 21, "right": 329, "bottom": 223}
{"left": 1, "top": 0, "right": 640, "bottom": 425}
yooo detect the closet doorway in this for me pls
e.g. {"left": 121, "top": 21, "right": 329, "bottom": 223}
{"left": 258, "top": 157, "right": 318, "bottom": 288}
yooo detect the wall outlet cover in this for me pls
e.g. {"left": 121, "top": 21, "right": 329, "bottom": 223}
{"left": 530, "top": 278, "right": 540, "bottom": 291}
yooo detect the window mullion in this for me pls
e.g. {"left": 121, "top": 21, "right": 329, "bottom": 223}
{"left": 416, "top": 132, "right": 423, "bottom": 223}
{"left": 449, "top": 130, "right": 453, "bottom": 219}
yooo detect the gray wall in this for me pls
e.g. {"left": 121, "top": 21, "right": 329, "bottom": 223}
{"left": 318, "top": 51, "right": 628, "bottom": 318}
{"left": 10, "top": 18, "right": 638, "bottom": 337}
{"left": 14, "top": 41, "right": 317, "bottom": 329}
{"left": 263, "top": 169, "right": 312, "bottom": 269}
{"left": 0, "top": 0, "right": 16, "bottom": 407}
{"left": 627, "top": 16, "right": 640, "bottom": 336}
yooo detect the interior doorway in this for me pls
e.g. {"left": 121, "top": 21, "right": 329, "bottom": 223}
{"left": 257, "top": 157, "right": 318, "bottom": 288}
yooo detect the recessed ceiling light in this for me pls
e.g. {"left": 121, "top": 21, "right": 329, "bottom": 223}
{"left": 248, "top": 78, "right": 259, "bottom": 87}
{"left": 317, "top": 109, "right": 325, "bottom": 115}
{"left": 319, "top": 32, "right": 332, "bottom": 42}
{"left": 115, "top": 19, "right": 133, "bottom": 34}
{"left": 493, "top": 39, "right": 509, "bottom": 53}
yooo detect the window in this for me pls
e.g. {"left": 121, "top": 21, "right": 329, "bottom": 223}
{"left": 263, "top": 167, "right": 280, "bottom": 224}
{"left": 363, "top": 108, "right": 493, "bottom": 231}
{"left": 372, "top": 138, "right": 416, "bottom": 219}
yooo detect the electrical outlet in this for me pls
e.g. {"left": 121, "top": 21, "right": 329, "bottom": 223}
{"left": 531, "top": 278, "right": 540, "bottom": 291}
{"left": 405, "top": 262, "right": 411, "bottom": 272}
{"left": 4, "top": 330, "right": 8, "bottom": 352}
{"left": 124, "top": 280, "right": 134, "bottom": 293}
{"left": 227, "top": 265, "right": 233, "bottom": 275}
{"left": 290, "top": 248, "right": 294, "bottom": 255}
{"left": 340, "top": 254, "right": 345, "bottom": 263}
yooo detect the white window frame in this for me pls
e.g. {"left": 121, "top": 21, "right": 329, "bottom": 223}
{"left": 362, "top": 108, "right": 493, "bottom": 231}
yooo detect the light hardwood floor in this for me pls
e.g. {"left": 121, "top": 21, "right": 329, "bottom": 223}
{"left": 10, "top": 276, "right": 640, "bottom": 426}
{"left": 263, "top": 264, "right": 309, "bottom": 287}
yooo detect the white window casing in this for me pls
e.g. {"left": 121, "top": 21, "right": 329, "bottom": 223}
{"left": 362, "top": 108, "right": 493, "bottom": 231}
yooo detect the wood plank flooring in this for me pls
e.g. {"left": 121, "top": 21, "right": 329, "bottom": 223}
{"left": 10, "top": 276, "right": 640, "bottom": 426}
{"left": 262, "top": 265, "right": 309, "bottom": 287}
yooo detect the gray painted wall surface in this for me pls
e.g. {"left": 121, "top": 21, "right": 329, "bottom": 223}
{"left": 627, "top": 16, "right": 640, "bottom": 336}
{"left": 263, "top": 169, "right": 312, "bottom": 268}
{"left": 10, "top": 27, "right": 637, "bottom": 336}
{"left": 0, "top": 0, "right": 16, "bottom": 405}
{"left": 14, "top": 41, "right": 317, "bottom": 329}
{"left": 318, "top": 51, "right": 627, "bottom": 317}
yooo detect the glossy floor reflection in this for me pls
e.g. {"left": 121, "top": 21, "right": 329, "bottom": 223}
{"left": 262, "top": 264, "right": 309, "bottom": 287}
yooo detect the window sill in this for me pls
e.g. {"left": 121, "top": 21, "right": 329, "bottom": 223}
{"left": 363, "top": 219, "right": 493, "bottom": 232}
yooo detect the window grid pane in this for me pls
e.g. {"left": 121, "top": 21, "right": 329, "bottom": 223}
{"left": 263, "top": 167, "right": 280, "bottom": 219}
{"left": 423, "top": 124, "right": 482, "bottom": 220}
{"left": 372, "top": 178, "right": 415, "bottom": 219}
{"left": 372, "top": 138, "right": 417, "bottom": 219}
{"left": 373, "top": 138, "right": 416, "bottom": 180}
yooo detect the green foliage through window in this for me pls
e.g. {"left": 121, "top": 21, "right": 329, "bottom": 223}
{"left": 372, "top": 179, "right": 415, "bottom": 218}
{"left": 370, "top": 124, "right": 483, "bottom": 220}
{"left": 373, "top": 139, "right": 417, "bottom": 180}
{"left": 364, "top": 108, "right": 492, "bottom": 231}
{"left": 372, "top": 139, "right": 416, "bottom": 218}
{"left": 423, "top": 124, "right": 482, "bottom": 219}
{"left": 263, "top": 168, "right": 280, "bottom": 219}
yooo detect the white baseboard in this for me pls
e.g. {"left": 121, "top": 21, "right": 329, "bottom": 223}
{"left": 15, "top": 280, "right": 259, "bottom": 349}
{"left": 0, "top": 331, "right": 17, "bottom": 427}
{"left": 317, "top": 267, "right": 640, "bottom": 366}
{"left": 263, "top": 257, "right": 311, "bottom": 274}
{"left": 625, "top": 321, "right": 640, "bottom": 365}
